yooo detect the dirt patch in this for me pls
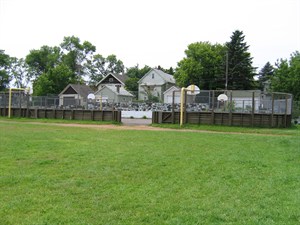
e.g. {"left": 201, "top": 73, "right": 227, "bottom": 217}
{"left": 0, "top": 120, "right": 287, "bottom": 136}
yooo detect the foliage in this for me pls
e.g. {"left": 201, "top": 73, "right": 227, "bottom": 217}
{"left": 125, "top": 65, "right": 151, "bottom": 92}
{"left": 60, "top": 36, "right": 96, "bottom": 81}
{"left": 0, "top": 120, "right": 299, "bottom": 224}
{"left": 156, "top": 65, "right": 175, "bottom": 75}
{"left": 126, "top": 64, "right": 151, "bottom": 79}
{"left": 226, "top": 30, "right": 256, "bottom": 90}
{"left": 174, "top": 42, "right": 226, "bottom": 89}
{"left": 124, "top": 77, "right": 139, "bottom": 93}
{"left": 25, "top": 36, "right": 97, "bottom": 95}
{"left": 25, "top": 45, "right": 61, "bottom": 79}
{"left": 0, "top": 50, "right": 11, "bottom": 91}
{"left": 33, "top": 64, "right": 74, "bottom": 96}
{"left": 257, "top": 62, "right": 274, "bottom": 91}
{"left": 26, "top": 36, "right": 125, "bottom": 93}
{"left": 88, "top": 54, "right": 125, "bottom": 86}
{"left": 8, "top": 57, "right": 31, "bottom": 88}
{"left": 271, "top": 51, "right": 300, "bottom": 100}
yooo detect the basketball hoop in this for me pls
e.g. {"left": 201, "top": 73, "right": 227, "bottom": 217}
{"left": 217, "top": 94, "right": 228, "bottom": 102}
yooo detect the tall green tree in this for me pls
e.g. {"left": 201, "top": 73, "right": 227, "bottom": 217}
{"left": 8, "top": 57, "right": 31, "bottom": 88}
{"left": 174, "top": 42, "right": 226, "bottom": 89}
{"left": 226, "top": 30, "right": 256, "bottom": 90}
{"left": 26, "top": 36, "right": 97, "bottom": 95}
{"left": 156, "top": 65, "right": 175, "bottom": 75}
{"left": 60, "top": 36, "right": 96, "bottom": 81}
{"left": 25, "top": 45, "right": 61, "bottom": 79}
{"left": 88, "top": 54, "right": 125, "bottom": 86}
{"left": 271, "top": 51, "right": 300, "bottom": 100}
{"left": 0, "top": 50, "right": 11, "bottom": 91}
{"left": 33, "top": 64, "right": 73, "bottom": 96}
{"left": 257, "top": 62, "right": 274, "bottom": 91}
{"left": 125, "top": 65, "right": 151, "bottom": 92}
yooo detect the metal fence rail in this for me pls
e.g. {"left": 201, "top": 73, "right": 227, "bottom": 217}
{"left": 0, "top": 90, "right": 293, "bottom": 114}
{"left": 0, "top": 90, "right": 296, "bottom": 127}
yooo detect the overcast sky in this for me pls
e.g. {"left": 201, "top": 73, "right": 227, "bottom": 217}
{"left": 0, "top": 0, "right": 299, "bottom": 71}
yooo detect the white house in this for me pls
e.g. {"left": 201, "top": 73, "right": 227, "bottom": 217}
{"left": 94, "top": 73, "right": 133, "bottom": 103}
{"left": 138, "top": 68, "right": 175, "bottom": 102}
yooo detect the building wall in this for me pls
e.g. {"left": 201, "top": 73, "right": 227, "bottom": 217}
{"left": 95, "top": 88, "right": 116, "bottom": 103}
{"left": 95, "top": 87, "right": 133, "bottom": 103}
{"left": 138, "top": 71, "right": 166, "bottom": 101}
{"left": 59, "top": 94, "right": 83, "bottom": 106}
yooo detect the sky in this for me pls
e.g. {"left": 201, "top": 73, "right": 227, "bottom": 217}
{"left": 0, "top": 0, "right": 299, "bottom": 71}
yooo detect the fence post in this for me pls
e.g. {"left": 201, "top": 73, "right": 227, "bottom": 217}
{"left": 251, "top": 91, "right": 255, "bottom": 127}
{"left": 91, "top": 110, "right": 94, "bottom": 121}
{"left": 211, "top": 90, "right": 215, "bottom": 125}
{"left": 35, "top": 108, "right": 39, "bottom": 119}
{"left": 4, "top": 92, "right": 7, "bottom": 116}
{"left": 52, "top": 108, "right": 55, "bottom": 119}
{"left": 229, "top": 90, "right": 233, "bottom": 126}
{"left": 172, "top": 91, "right": 175, "bottom": 124}
{"left": 284, "top": 94, "right": 288, "bottom": 128}
{"left": 184, "top": 90, "right": 187, "bottom": 124}
{"left": 71, "top": 110, "right": 74, "bottom": 120}
{"left": 271, "top": 93, "right": 275, "bottom": 128}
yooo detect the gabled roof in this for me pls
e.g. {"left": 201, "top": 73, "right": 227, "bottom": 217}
{"left": 163, "top": 86, "right": 180, "bottom": 95}
{"left": 95, "top": 85, "right": 133, "bottom": 97}
{"left": 59, "top": 84, "right": 94, "bottom": 97}
{"left": 96, "top": 73, "right": 128, "bottom": 87}
{"left": 138, "top": 68, "right": 175, "bottom": 84}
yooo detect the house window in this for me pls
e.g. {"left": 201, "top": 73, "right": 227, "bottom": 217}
{"left": 109, "top": 78, "right": 114, "bottom": 83}
{"left": 152, "top": 73, "right": 154, "bottom": 79}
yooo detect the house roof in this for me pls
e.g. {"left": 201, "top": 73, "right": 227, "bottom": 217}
{"left": 59, "top": 84, "right": 94, "bottom": 97}
{"left": 95, "top": 85, "right": 134, "bottom": 97}
{"left": 138, "top": 68, "right": 175, "bottom": 84}
{"left": 163, "top": 86, "right": 180, "bottom": 95}
{"left": 96, "top": 73, "right": 128, "bottom": 87}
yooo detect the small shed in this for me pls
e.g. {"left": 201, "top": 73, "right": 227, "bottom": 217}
{"left": 163, "top": 86, "right": 180, "bottom": 103}
{"left": 59, "top": 84, "right": 94, "bottom": 107}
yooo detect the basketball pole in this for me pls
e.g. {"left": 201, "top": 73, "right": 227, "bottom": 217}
{"left": 180, "top": 85, "right": 195, "bottom": 127}
{"left": 8, "top": 87, "right": 30, "bottom": 118}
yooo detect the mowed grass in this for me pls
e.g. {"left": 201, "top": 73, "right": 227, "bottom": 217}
{"left": 0, "top": 120, "right": 299, "bottom": 224}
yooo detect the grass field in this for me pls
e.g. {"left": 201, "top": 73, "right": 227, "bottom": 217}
{"left": 0, "top": 119, "right": 299, "bottom": 224}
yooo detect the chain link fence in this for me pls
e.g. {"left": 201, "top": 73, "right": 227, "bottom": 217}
{"left": 0, "top": 90, "right": 295, "bottom": 116}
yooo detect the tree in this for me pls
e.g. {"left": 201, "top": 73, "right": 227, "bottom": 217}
{"left": 257, "top": 62, "right": 274, "bottom": 91}
{"left": 174, "top": 42, "right": 226, "bottom": 89}
{"left": 0, "top": 50, "right": 11, "bottom": 91}
{"left": 33, "top": 64, "right": 73, "bottom": 96}
{"left": 271, "top": 51, "right": 300, "bottom": 100}
{"left": 125, "top": 65, "right": 151, "bottom": 93}
{"left": 88, "top": 54, "right": 125, "bottom": 86}
{"left": 226, "top": 30, "right": 256, "bottom": 90}
{"left": 25, "top": 45, "right": 61, "bottom": 79}
{"left": 156, "top": 65, "right": 175, "bottom": 75}
{"left": 26, "top": 36, "right": 96, "bottom": 95}
{"left": 60, "top": 36, "right": 96, "bottom": 81}
{"left": 8, "top": 57, "right": 31, "bottom": 88}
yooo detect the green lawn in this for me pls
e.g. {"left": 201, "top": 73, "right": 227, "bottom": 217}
{"left": 0, "top": 119, "right": 299, "bottom": 224}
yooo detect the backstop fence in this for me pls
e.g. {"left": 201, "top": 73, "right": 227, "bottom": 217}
{"left": 0, "top": 90, "right": 296, "bottom": 127}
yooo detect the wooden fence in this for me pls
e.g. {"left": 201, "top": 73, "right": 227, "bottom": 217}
{"left": 0, "top": 108, "right": 121, "bottom": 123}
{"left": 152, "top": 111, "right": 292, "bottom": 128}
